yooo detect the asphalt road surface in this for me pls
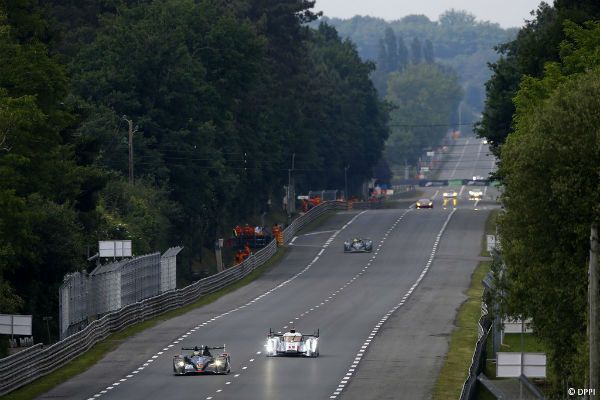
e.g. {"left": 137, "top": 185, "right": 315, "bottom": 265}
{"left": 39, "top": 135, "right": 496, "bottom": 400}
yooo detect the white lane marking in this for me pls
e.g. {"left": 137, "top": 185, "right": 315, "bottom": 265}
{"left": 318, "top": 249, "right": 325, "bottom": 256}
{"left": 290, "top": 236, "right": 298, "bottom": 244}
{"left": 301, "top": 229, "right": 339, "bottom": 236}
{"left": 432, "top": 190, "right": 439, "bottom": 200}
{"left": 329, "top": 209, "right": 456, "bottom": 399}
{"left": 87, "top": 210, "right": 371, "bottom": 399}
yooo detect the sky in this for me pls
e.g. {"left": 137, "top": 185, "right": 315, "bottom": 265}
{"left": 313, "top": 0, "right": 544, "bottom": 28}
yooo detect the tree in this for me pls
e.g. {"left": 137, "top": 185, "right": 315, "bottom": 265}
{"left": 498, "top": 21, "right": 600, "bottom": 394}
{"left": 384, "top": 27, "right": 398, "bottom": 72}
{"left": 410, "top": 37, "right": 422, "bottom": 64}
{"left": 423, "top": 39, "right": 434, "bottom": 63}
{"left": 0, "top": 7, "right": 94, "bottom": 340}
{"left": 477, "top": 1, "right": 600, "bottom": 155}
{"left": 397, "top": 35, "right": 408, "bottom": 70}
{"left": 384, "top": 64, "right": 462, "bottom": 166}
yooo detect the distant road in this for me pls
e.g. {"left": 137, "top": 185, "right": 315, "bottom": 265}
{"left": 39, "top": 135, "right": 497, "bottom": 400}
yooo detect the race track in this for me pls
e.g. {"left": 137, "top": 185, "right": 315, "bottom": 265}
{"left": 39, "top": 135, "right": 497, "bottom": 400}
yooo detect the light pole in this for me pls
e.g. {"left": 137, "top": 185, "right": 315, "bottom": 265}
{"left": 122, "top": 115, "right": 138, "bottom": 185}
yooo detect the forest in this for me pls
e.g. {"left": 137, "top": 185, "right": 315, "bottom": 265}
{"left": 320, "top": 10, "right": 516, "bottom": 171}
{"left": 477, "top": 0, "right": 600, "bottom": 395}
{"left": 0, "top": 0, "right": 390, "bottom": 343}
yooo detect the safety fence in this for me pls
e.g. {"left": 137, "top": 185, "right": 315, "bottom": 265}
{"left": 0, "top": 200, "right": 347, "bottom": 396}
{"left": 59, "top": 248, "right": 182, "bottom": 340}
{"left": 460, "top": 311, "right": 492, "bottom": 400}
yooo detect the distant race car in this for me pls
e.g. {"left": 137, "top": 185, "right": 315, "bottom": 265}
{"left": 416, "top": 198, "right": 433, "bottom": 209}
{"left": 472, "top": 175, "right": 485, "bottom": 181}
{"left": 173, "top": 345, "right": 231, "bottom": 375}
{"left": 469, "top": 189, "right": 483, "bottom": 199}
{"left": 344, "top": 238, "right": 373, "bottom": 253}
{"left": 265, "top": 328, "right": 320, "bottom": 357}
{"left": 442, "top": 190, "right": 458, "bottom": 198}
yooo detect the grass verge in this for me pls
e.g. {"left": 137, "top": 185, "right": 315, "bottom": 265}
{"left": 431, "top": 260, "right": 491, "bottom": 400}
{"left": 3, "top": 248, "right": 287, "bottom": 400}
{"left": 431, "top": 209, "right": 497, "bottom": 400}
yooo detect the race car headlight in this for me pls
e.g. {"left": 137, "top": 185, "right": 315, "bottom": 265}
{"left": 214, "top": 359, "right": 223, "bottom": 367}
{"left": 416, "top": 203, "right": 421, "bottom": 206}
{"left": 176, "top": 360, "right": 185, "bottom": 367}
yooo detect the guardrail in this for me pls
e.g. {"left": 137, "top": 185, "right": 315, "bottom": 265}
{"left": 460, "top": 315, "right": 492, "bottom": 400}
{"left": 0, "top": 201, "right": 347, "bottom": 396}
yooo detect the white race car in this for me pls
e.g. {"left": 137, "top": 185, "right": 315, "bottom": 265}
{"left": 443, "top": 190, "right": 458, "bottom": 198}
{"left": 265, "top": 328, "right": 319, "bottom": 357}
{"left": 469, "top": 189, "right": 483, "bottom": 199}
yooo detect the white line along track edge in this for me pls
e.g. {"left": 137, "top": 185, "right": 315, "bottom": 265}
{"left": 329, "top": 208, "right": 457, "bottom": 399}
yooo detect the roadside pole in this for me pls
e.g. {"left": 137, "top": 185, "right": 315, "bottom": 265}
{"left": 590, "top": 222, "right": 598, "bottom": 398}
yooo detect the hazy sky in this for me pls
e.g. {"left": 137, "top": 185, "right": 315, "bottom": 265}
{"left": 314, "top": 0, "right": 544, "bottom": 28}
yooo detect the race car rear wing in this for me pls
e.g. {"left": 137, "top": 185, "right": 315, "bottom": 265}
{"left": 268, "top": 328, "right": 319, "bottom": 337}
{"left": 181, "top": 345, "right": 226, "bottom": 350}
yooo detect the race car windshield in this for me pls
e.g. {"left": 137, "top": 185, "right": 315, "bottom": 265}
{"left": 284, "top": 336, "right": 302, "bottom": 342}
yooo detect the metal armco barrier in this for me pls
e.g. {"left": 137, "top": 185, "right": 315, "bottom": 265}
{"left": 460, "top": 315, "right": 492, "bottom": 400}
{"left": 0, "top": 201, "right": 347, "bottom": 396}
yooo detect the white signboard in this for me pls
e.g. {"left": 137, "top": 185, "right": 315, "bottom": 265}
{"left": 497, "top": 352, "right": 547, "bottom": 378}
{"left": 486, "top": 235, "right": 496, "bottom": 252}
{"left": 99, "top": 240, "right": 132, "bottom": 258}
{"left": 0, "top": 314, "right": 32, "bottom": 336}
{"left": 421, "top": 167, "right": 430, "bottom": 172}
{"left": 426, "top": 151, "right": 435, "bottom": 157}
{"left": 503, "top": 318, "right": 533, "bottom": 334}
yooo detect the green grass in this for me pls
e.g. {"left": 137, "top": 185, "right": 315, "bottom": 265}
{"left": 432, "top": 209, "right": 497, "bottom": 400}
{"left": 500, "top": 333, "right": 546, "bottom": 353}
{"left": 431, "top": 260, "right": 491, "bottom": 400}
{"left": 3, "top": 248, "right": 287, "bottom": 400}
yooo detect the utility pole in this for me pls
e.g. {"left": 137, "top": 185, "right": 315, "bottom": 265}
{"left": 122, "top": 116, "right": 138, "bottom": 185}
{"left": 590, "top": 222, "right": 598, "bottom": 396}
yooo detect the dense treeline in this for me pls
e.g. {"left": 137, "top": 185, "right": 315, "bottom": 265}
{"left": 317, "top": 10, "right": 515, "bottom": 172}
{"left": 0, "top": 0, "right": 389, "bottom": 343}
{"left": 370, "top": 27, "right": 463, "bottom": 170}
{"left": 478, "top": 0, "right": 600, "bottom": 395}
{"left": 318, "top": 11, "right": 517, "bottom": 123}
